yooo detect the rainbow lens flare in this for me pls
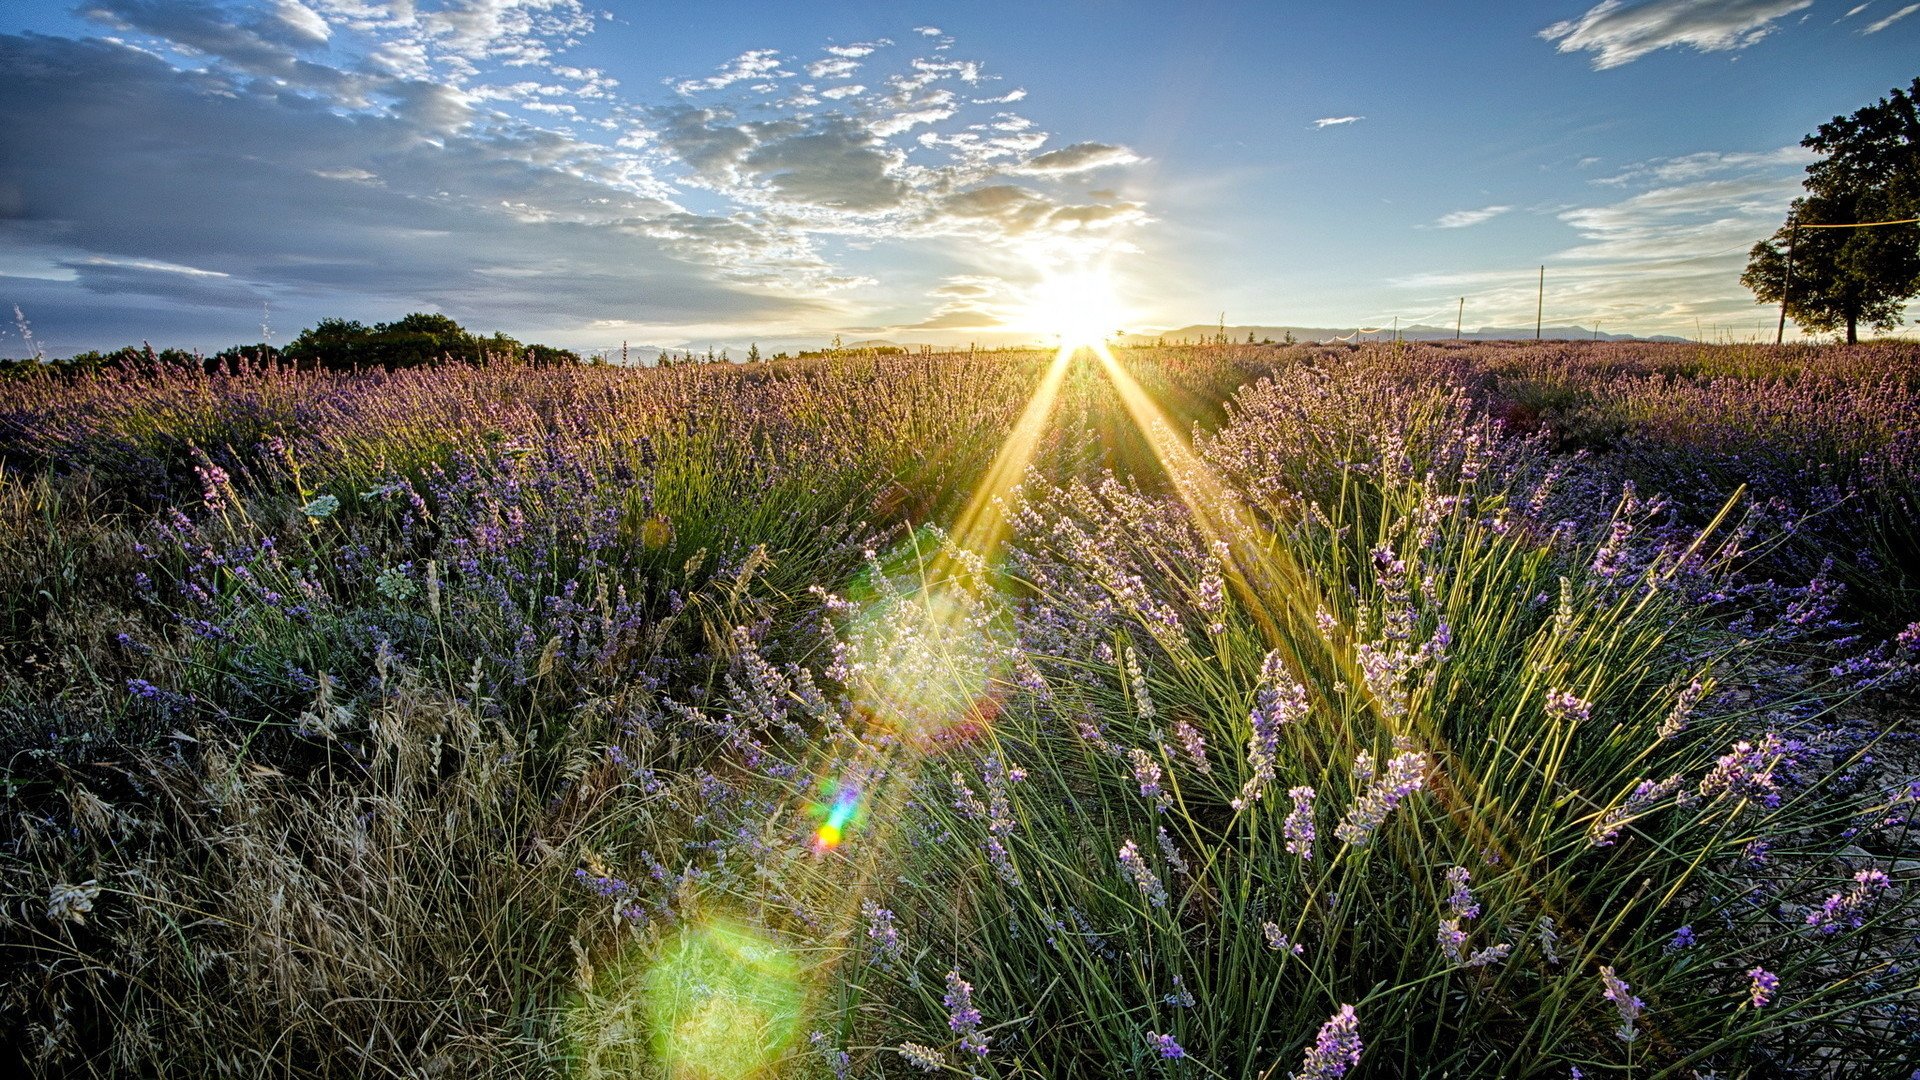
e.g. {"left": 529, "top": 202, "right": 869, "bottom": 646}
{"left": 809, "top": 781, "right": 865, "bottom": 852}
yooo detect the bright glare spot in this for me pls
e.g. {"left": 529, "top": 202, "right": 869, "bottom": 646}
{"left": 840, "top": 535, "right": 1012, "bottom": 748}
{"left": 641, "top": 920, "right": 805, "bottom": 1079}
{"left": 1022, "top": 267, "right": 1128, "bottom": 349}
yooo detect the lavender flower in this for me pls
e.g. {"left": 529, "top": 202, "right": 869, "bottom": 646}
{"left": 1294, "top": 1003, "right": 1362, "bottom": 1079}
{"left": 1444, "top": 866, "right": 1480, "bottom": 920}
{"left": 1149, "top": 1031, "right": 1185, "bottom": 1059}
{"left": 1262, "top": 921, "right": 1304, "bottom": 955}
{"left": 1162, "top": 975, "right": 1195, "bottom": 1008}
{"left": 944, "top": 969, "right": 989, "bottom": 1055}
{"left": 1282, "top": 786, "right": 1317, "bottom": 860}
{"left": 1699, "top": 733, "right": 1802, "bottom": 809}
{"left": 1334, "top": 750, "right": 1430, "bottom": 849}
{"left": 809, "top": 1031, "right": 851, "bottom": 1079}
{"left": 1667, "top": 925, "right": 1695, "bottom": 951}
{"left": 897, "top": 1042, "right": 946, "bottom": 1072}
{"left": 1747, "top": 967, "right": 1778, "bottom": 1008}
{"left": 1233, "top": 651, "right": 1308, "bottom": 809}
{"left": 1544, "top": 688, "right": 1591, "bottom": 726}
{"left": 1125, "top": 647, "right": 1156, "bottom": 723}
{"left": 1132, "top": 747, "right": 1172, "bottom": 812}
{"left": 1156, "top": 826, "right": 1191, "bottom": 877}
{"left": 1806, "top": 869, "right": 1891, "bottom": 933}
{"left": 1118, "top": 839, "right": 1168, "bottom": 907}
{"left": 1588, "top": 774, "right": 1687, "bottom": 847}
{"left": 1599, "top": 965, "right": 1643, "bottom": 1043}
{"left": 863, "top": 898, "right": 903, "bottom": 967}
{"left": 1656, "top": 678, "right": 1706, "bottom": 740}
{"left": 1171, "top": 719, "right": 1211, "bottom": 774}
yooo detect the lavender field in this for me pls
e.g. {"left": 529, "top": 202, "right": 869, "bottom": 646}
{"left": 2, "top": 341, "right": 1918, "bottom": 1077}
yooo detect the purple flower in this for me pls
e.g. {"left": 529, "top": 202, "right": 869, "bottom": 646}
{"left": 1149, "top": 1031, "right": 1185, "bottom": 1059}
{"left": 1335, "top": 750, "right": 1430, "bottom": 849}
{"left": 862, "top": 898, "right": 903, "bottom": 967}
{"left": 1294, "top": 1003, "right": 1362, "bottom": 1080}
{"left": 1132, "top": 747, "right": 1171, "bottom": 812}
{"left": 1747, "top": 967, "right": 1779, "bottom": 1008}
{"left": 1232, "top": 651, "right": 1307, "bottom": 809}
{"left": 1667, "top": 925, "right": 1696, "bottom": 950}
{"left": 1545, "top": 688, "right": 1592, "bottom": 725}
{"left": 1806, "top": 869, "right": 1891, "bottom": 933}
{"left": 1262, "top": 921, "right": 1305, "bottom": 955}
{"left": 1118, "top": 839, "right": 1168, "bottom": 907}
{"left": 944, "top": 969, "right": 988, "bottom": 1055}
{"left": 1171, "top": 719, "right": 1211, "bottom": 774}
{"left": 1282, "top": 786, "right": 1317, "bottom": 860}
{"left": 1599, "top": 965, "right": 1643, "bottom": 1043}
{"left": 1699, "top": 733, "right": 1802, "bottom": 809}
{"left": 1444, "top": 866, "right": 1480, "bottom": 920}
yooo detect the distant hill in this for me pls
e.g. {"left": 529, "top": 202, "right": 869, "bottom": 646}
{"left": 1121, "top": 323, "right": 1691, "bottom": 345}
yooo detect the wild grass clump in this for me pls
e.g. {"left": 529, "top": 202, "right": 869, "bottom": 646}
{"left": 2, "top": 343, "right": 1915, "bottom": 1077}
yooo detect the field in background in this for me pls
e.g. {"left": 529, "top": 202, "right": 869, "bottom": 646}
{"left": 1, "top": 341, "right": 1917, "bottom": 1077}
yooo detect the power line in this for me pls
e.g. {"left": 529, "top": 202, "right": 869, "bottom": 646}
{"left": 1793, "top": 217, "right": 1919, "bottom": 229}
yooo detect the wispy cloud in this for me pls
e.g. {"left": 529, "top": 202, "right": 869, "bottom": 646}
{"left": 1593, "top": 145, "right": 1815, "bottom": 185}
{"left": 1864, "top": 3, "right": 1919, "bottom": 31}
{"left": 1395, "top": 144, "right": 1808, "bottom": 336}
{"left": 1540, "top": 0, "right": 1812, "bottom": 69}
{"left": 1431, "top": 205, "right": 1512, "bottom": 228}
{"left": 1313, "top": 115, "right": 1363, "bottom": 128}
{"left": 1014, "top": 142, "right": 1143, "bottom": 174}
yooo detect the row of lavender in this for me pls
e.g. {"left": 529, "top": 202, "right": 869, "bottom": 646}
{"left": 1, "top": 342, "right": 1916, "bottom": 1076}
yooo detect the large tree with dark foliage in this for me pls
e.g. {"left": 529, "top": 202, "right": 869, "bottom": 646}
{"left": 1743, "top": 77, "right": 1920, "bottom": 343}
{"left": 281, "top": 313, "right": 579, "bottom": 370}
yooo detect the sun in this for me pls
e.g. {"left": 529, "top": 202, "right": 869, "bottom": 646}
{"left": 1022, "top": 267, "right": 1129, "bottom": 349}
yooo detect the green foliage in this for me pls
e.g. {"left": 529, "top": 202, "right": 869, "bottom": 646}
{"left": 1744, "top": 77, "right": 1920, "bottom": 342}
{"left": 279, "top": 313, "right": 581, "bottom": 369}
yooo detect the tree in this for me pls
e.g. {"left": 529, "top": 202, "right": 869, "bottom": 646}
{"left": 1743, "top": 77, "right": 1920, "bottom": 343}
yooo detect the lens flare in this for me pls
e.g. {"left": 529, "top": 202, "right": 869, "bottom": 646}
{"left": 643, "top": 920, "right": 806, "bottom": 1079}
{"left": 809, "top": 780, "right": 865, "bottom": 852}
{"left": 839, "top": 534, "right": 1013, "bottom": 749}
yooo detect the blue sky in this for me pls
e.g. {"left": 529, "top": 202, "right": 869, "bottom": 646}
{"left": 2, "top": 0, "right": 1916, "bottom": 355}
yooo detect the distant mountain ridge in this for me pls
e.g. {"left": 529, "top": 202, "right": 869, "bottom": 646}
{"left": 1120, "top": 323, "right": 1691, "bottom": 345}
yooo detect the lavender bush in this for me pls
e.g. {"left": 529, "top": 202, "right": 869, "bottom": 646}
{"left": 1, "top": 342, "right": 1915, "bottom": 1077}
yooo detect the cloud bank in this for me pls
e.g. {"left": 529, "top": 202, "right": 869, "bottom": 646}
{"left": 0, "top": 0, "right": 1148, "bottom": 353}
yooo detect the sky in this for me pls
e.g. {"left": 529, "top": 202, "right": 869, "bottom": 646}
{"left": 1, "top": 0, "right": 1917, "bottom": 357}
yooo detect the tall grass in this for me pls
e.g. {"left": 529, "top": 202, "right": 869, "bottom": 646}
{"left": 2, "top": 343, "right": 1915, "bottom": 1077}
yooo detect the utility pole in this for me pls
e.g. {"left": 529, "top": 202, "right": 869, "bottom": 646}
{"left": 1775, "top": 215, "right": 1797, "bottom": 345}
{"left": 1456, "top": 297, "right": 1463, "bottom": 340}
{"left": 1535, "top": 266, "right": 1544, "bottom": 340}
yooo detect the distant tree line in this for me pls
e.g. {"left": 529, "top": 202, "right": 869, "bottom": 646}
{"left": 0, "top": 312, "right": 580, "bottom": 377}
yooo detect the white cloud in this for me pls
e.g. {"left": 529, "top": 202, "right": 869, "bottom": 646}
{"left": 1015, "top": 142, "right": 1143, "bottom": 174}
{"left": 1313, "top": 115, "right": 1362, "bottom": 128}
{"left": 674, "top": 48, "right": 788, "bottom": 94}
{"left": 1431, "top": 205, "right": 1512, "bottom": 228}
{"left": 1594, "top": 145, "right": 1814, "bottom": 185}
{"left": 807, "top": 57, "right": 861, "bottom": 79}
{"left": 1864, "top": 3, "right": 1919, "bottom": 31}
{"left": 1540, "top": 0, "right": 1812, "bottom": 69}
{"left": 914, "top": 26, "right": 943, "bottom": 36}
